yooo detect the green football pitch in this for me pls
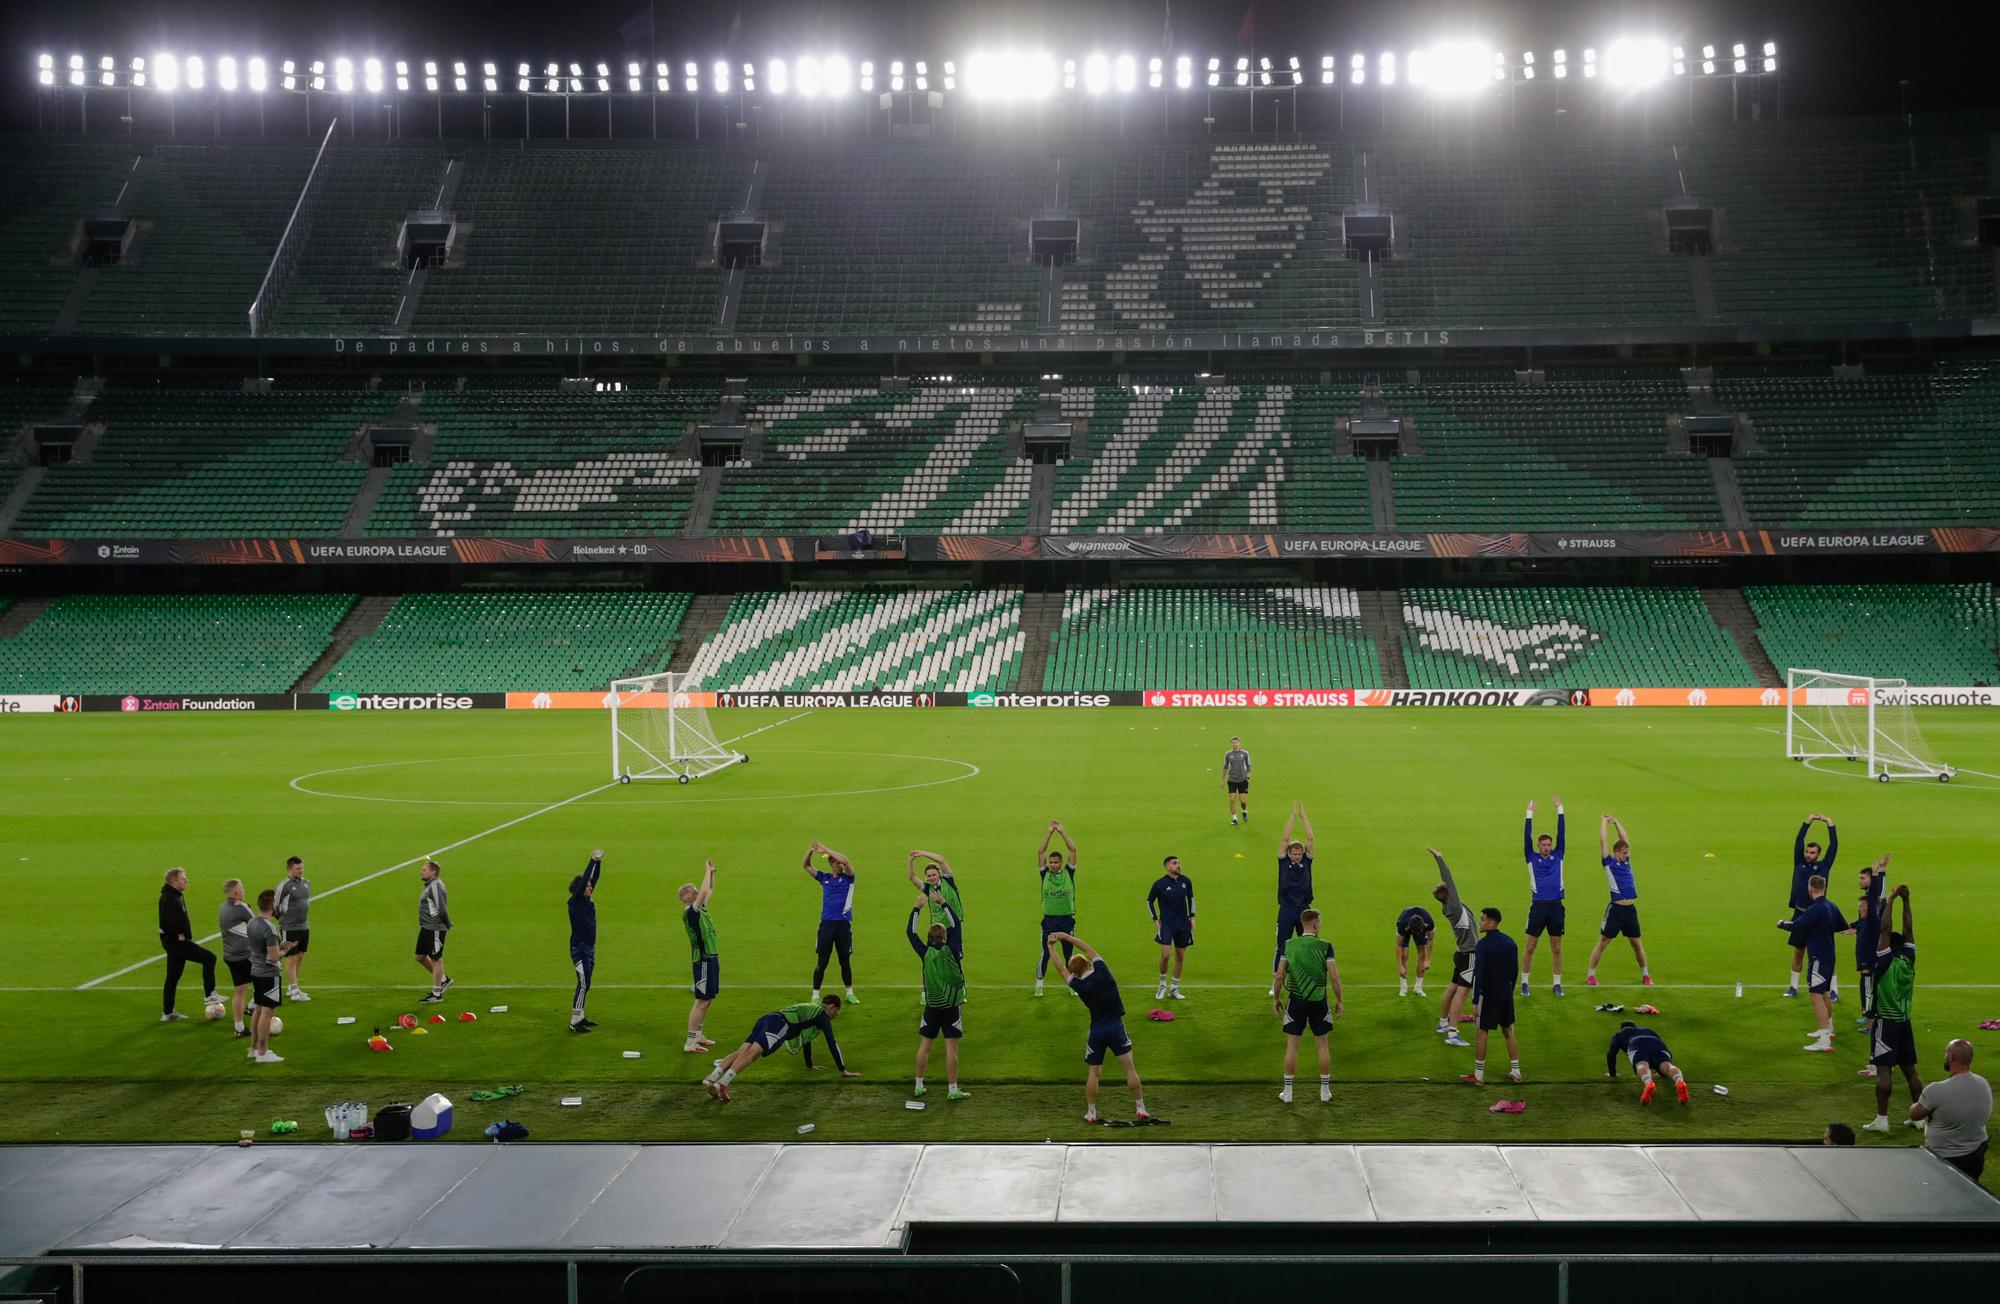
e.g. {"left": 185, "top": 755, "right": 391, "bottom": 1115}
{"left": 3, "top": 705, "right": 1996, "bottom": 1188}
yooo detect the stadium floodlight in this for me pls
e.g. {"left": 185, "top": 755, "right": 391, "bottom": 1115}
{"left": 1732, "top": 42, "right": 1746, "bottom": 58}
{"left": 1415, "top": 42, "right": 1493, "bottom": 94}
{"left": 1522, "top": 63, "right": 1534, "bottom": 80}
{"left": 796, "top": 55, "right": 821, "bottom": 96}
{"left": 1236, "top": 70, "right": 1249, "bottom": 87}
{"left": 1260, "top": 70, "right": 1272, "bottom": 86}
{"left": 39, "top": 67, "right": 54, "bottom": 87}
{"left": 1495, "top": 50, "right": 1507, "bottom": 80}
{"left": 1697, "top": 58, "right": 1710, "bottom": 75}
{"left": 1349, "top": 53, "right": 1363, "bottom": 85}
{"left": 682, "top": 75, "right": 694, "bottom": 92}
{"left": 654, "top": 75, "right": 667, "bottom": 91}
{"left": 1763, "top": 41, "right": 1777, "bottom": 57}
{"left": 454, "top": 60, "right": 468, "bottom": 77}
{"left": 37, "top": 53, "right": 51, "bottom": 69}
{"left": 155, "top": 52, "right": 178, "bottom": 92}
{"left": 1603, "top": 38, "right": 1668, "bottom": 86}
{"left": 102, "top": 55, "right": 115, "bottom": 69}
{"left": 455, "top": 74, "right": 468, "bottom": 92}
{"left": 186, "top": 55, "right": 205, "bottom": 89}
{"left": 485, "top": 74, "right": 498, "bottom": 91}
{"left": 403, "top": 60, "right": 415, "bottom": 76}
{"left": 1175, "top": 55, "right": 1191, "bottom": 88}
{"left": 1115, "top": 54, "right": 1136, "bottom": 92}
{"left": 826, "top": 55, "right": 850, "bottom": 96}
{"left": 333, "top": 57, "right": 353, "bottom": 92}
{"left": 1148, "top": 56, "right": 1162, "bottom": 89}
{"left": 917, "top": 60, "right": 927, "bottom": 74}
{"left": 1259, "top": 55, "right": 1271, "bottom": 71}
{"left": 1321, "top": 53, "right": 1334, "bottom": 83}
{"left": 1236, "top": 56, "right": 1249, "bottom": 71}
{"left": 484, "top": 62, "right": 496, "bottom": 77}
{"left": 1734, "top": 56, "right": 1748, "bottom": 73}
{"left": 1026, "top": 52, "right": 1055, "bottom": 97}
{"left": 859, "top": 60, "right": 872, "bottom": 92}
{"left": 568, "top": 62, "right": 582, "bottom": 76}
{"left": 1378, "top": 52, "right": 1396, "bottom": 84}
{"left": 1084, "top": 52, "right": 1109, "bottom": 94}
{"left": 364, "top": 58, "right": 383, "bottom": 93}
{"left": 1764, "top": 56, "right": 1777, "bottom": 72}
{"left": 102, "top": 69, "right": 116, "bottom": 86}
{"left": 1583, "top": 47, "right": 1597, "bottom": 77}
{"left": 716, "top": 60, "right": 731, "bottom": 91}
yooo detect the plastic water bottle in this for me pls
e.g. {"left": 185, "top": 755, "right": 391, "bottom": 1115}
{"left": 1734, "top": 982, "right": 1743, "bottom": 998}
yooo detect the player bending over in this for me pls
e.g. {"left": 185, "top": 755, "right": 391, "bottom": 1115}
{"left": 1778, "top": 874, "right": 1847, "bottom": 1051}
{"left": 1272, "top": 908, "right": 1342, "bottom": 1104}
{"left": 806, "top": 840, "right": 859, "bottom": 1004}
{"left": 1584, "top": 815, "right": 1650, "bottom": 986}
{"left": 1048, "top": 931, "right": 1150, "bottom": 1125}
{"left": 1395, "top": 906, "right": 1434, "bottom": 997}
{"left": 1222, "top": 735, "right": 1252, "bottom": 825}
{"left": 1520, "top": 796, "right": 1566, "bottom": 997}
{"left": 1148, "top": 855, "right": 1196, "bottom": 1000}
{"left": 414, "top": 860, "right": 453, "bottom": 1004}
{"left": 1785, "top": 814, "right": 1839, "bottom": 999}
{"left": 1607, "top": 1021, "right": 1688, "bottom": 1105}
{"left": 1862, "top": 884, "right": 1923, "bottom": 1134}
{"left": 1033, "top": 821, "right": 1079, "bottom": 996}
{"left": 1466, "top": 907, "right": 1523, "bottom": 1086}
{"left": 908, "top": 901, "right": 970, "bottom": 1101}
{"left": 1270, "top": 802, "right": 1316, "bottom": 996}
{"left": 680, "top": 859, "right": 720, "bottom": 1053}
{"left": 701, "top": 996, "right": 858, "bottom": 1102}
{"left": 1430, "top": 849, "right": 1477, "bottom": 1048}
{"left": 567, "top": 850, "right": 602, "bottom": 1032}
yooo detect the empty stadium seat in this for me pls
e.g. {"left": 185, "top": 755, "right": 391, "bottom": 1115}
{"left": 1400, "top": 587, "right": 1754, "bottom": 688}
{"left": 1044, "top": 587, "right": 1382, "bottom": 690}
{"left": 1745, "top": 584, "right": 2000, "bottom": 685}
{"left": 0, "top": 593, "right": 352, "bottom": 694}
{"left": 685, "top": 589, "right": 1023, "bottom": 692}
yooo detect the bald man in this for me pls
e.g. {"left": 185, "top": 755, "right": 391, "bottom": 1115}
{"left": 1911, "top": 1040, "right": 1991, "bottom": 1181}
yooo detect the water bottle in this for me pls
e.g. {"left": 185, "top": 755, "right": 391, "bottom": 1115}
{"left": 1734, "top": 982, "right": 1743, "bottom": 998}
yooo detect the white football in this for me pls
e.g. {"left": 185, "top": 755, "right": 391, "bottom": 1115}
{"left": 204, "top": 1002, "right": 226, "bottom": 1021}
{"left": 268, "top": 1016, "right": 284, "bottom": 1036}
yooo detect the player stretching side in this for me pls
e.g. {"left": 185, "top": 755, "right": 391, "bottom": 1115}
{"left": 1395, "top": 906, "right": 1434, "bottom": 997}
{"left": 1606, "top": 1020, "right": 1689, "bottom": 1105}
{"left": 1784, "top": 814, "right": 1839, "bottom": 999}
{"left": 1430, "top": 849, "right": 1477, "bottom": 1048}
{"left": 1862, "top": 884, "right": 1923, "bottom": 1134}
{"left": 680, "top": 859, "right": 720, "bottom": 1053}
{"left": 1852, "top": 853, "right": 1889, "bottom": 1045}
{"left": 1272, "top": 908, "right": 1342, "bottom": 1104}
{"left": 908, "top": 898, "right": 970, "bottom": 1101}
{"left": 1033, "top": 822, "right": 1079, "bottom": 997}
{"left": 701, "top": 996, "right": 858, "bottom": 1101}
{"left": 567, "top": 850, "right": 603, "bottom": 1033}
{"left": 414, "top": 860, "right": 453, "bottom": 1005}
{"left": 1222, "top": 735, "right": 1252, "bottom": 825}
{"left": 1520, "top": 796, "right": 1566, "bottom": 997}
{"left": 806, "top": 841, "right": 859, "bottom": 1005}
{"left": 1147, "top": 855, "right": 1196, "bottom": 1000}
{"left": 1466, "top": 907, "right": 1523, "bottom": 1086}
{"left": 1048, "top": 931, "right": 1151, "bottom": 1125}
{"left": 1269, "top": 803, "right": 1317, "bottom": 997}
{"left": 275, "top": 857, "right": 311, "bottom": 1002}
{"left": 1584, "top": 815, "right": 1651, "bottom": 986}
{"left": 1778, "top": 874, "right": 1848, "bottom": 1052}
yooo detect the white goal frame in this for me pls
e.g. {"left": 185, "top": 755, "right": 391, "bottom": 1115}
{"left": 1785, "top": 668, "right": 1955, "bottom": 783}
{"left": 609, "top": 672, "right": 745, "bottom": 783}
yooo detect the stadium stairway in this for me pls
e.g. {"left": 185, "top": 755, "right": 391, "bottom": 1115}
{"left": 1011, "top": 591, "right": 1066, "bottom": 690}
{"left": 0, "top": 596, "right": 52, "bottom": 638}
{"left": 1357, "top": 588, "right": 1412, "bottom": 689}
{"left": 664, "top": 594, "right": 736, "bottom": 674}
{"left": 289, "top": 594, "right": 397, "bottom": 692}
{"left": 1701, "top": 588, "right": 1783, "bottom": 687}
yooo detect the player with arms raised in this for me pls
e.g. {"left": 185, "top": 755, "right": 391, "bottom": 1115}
{"left": 1584, "top": 814, "right": 1650, "bottom": 986}
{"left": 1520, "top": 796, "right": 1566, "bottom": 997}
{"left": 1033, "top": 822, "right": 1079, "bottom": 996}
{"left": 1270, "top": 802, "right": 1316, "bottom": 997}
{"left": 1785, "top": 813, "right": 1838, "bottom": 999}
{"left": 680, "top": 859, "right": 720, "bottom": 1054}
{"left": 1862, "top": 884, "right": 1923, "bottom": 1133}
{"left": 908, "top": 898, "right": 970, "bottom": 1102}
{"left": 805, "top": 840, "right": 859, "bottom": 1005}
{"left": 1430, "top": 848, "right": 1477, "bottom": 1048}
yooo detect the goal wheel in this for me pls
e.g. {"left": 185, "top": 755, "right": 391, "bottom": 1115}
{"left": 1938, "top": 772, "right": 1952, "bottom": 784}
{"left": 1876, "top": 773, "right": 1890, "bottom": 783}
{"left": 618, "top": 774, "right": 631, "bottom": 786}
{"left": 677, "top": 774, "right": 690, "bottom": 785}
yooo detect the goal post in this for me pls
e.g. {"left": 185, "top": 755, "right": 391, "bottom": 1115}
{"left": 1785, "top": 668, "right": 1954, "bottom": 783}
{"left": 609, "top": 672, "right": 745, "bottom": 783}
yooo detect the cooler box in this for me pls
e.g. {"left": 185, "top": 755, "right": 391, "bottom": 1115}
{"left": 411, "top": 1092, "right": 454, "bottom": 1140}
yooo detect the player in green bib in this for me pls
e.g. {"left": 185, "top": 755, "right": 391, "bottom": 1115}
{"left": 908, "top": 898, "right": 971, "bottom": 1101}
{"left": 1034, "top": 819, "right": 1079, "bottom": 996}
{"left": 1271, "top": 908, "right": 1343, "bottom": 1104}
{"left": 908, "top": 849, "right": 967, "bottom": 994}
{"left": 1863, "top": 883, "right": 1924, "bottom": 1135}
{"left": 678, "top": 859, "right": 719, "bottom": 1053}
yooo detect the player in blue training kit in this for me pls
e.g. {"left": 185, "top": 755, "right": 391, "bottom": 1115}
{"left": 1396, "top": 906, "right": 1434, "bottom": 997}
{"left": 1779, "top": 872, "right": 1848, "bottom": 1051}
{"left": 1584, "top": 814, "right": 1650, "bottom": 986}
{"left": 1607, "top": 1021, "right": 1688, "bottom": 1104}
{"left": 1784, "top": 813, "right": 1838, "bottom": 998}
{"left": 1270, "top": 802, "right": 1317, "bottom": 996}
{"left": 567, "top": 849, "right": 603, "bottom": 1032}
{"left": 1520, "top": 796, "right": 1566, "bottom": 997}
{"left": 804, "top": 840, "right": 860, "bottom": 1005}
{"left": 1048, "top": 931, "right": 1151, "bottom": 1125}
{"left": 1147, "top": 855, "right": 1196, "bottom": 1000}
{"left": 1465, "top": 907, "right": 1522, "bottom": 1085}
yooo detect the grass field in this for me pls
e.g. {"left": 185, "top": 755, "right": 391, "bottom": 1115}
{"left": 4, "top": 705, "right": 1997, "bottom": 1190}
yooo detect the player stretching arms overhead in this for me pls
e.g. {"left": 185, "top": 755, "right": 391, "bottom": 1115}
{"left": 1520, "top": 796, "right": 1566, "bottom": 997}
{"left": 567, "top": 850, "right": 603, "bottom": 1032}
{"left": 1033, "top": 821, "right": 1079, "bottom": 997}
{"left": 1148, "top": 855, "right": 1196, "bottom": 1001}
{"left": 1852, "top": 853, "right": 1889, "bottom": 1043}
{"left": 1270, "top": 802, "right": 1316, "bottom": 996}
{"left": 1395, "top": 906, "right": 1434, "bottom": 997}
{"left": 909, "top": 850, "right": 965, "bottom": 990}
{"left": 1047, "top": 931, "right": 1151, "bottom": 1125}
{"left": 1862, "top": 884, "right": 1923, "bottom": 1134}
{"left": 1222, "top": 735, "right": 1252, "bottom": 825}
{"left": 908, "top": 899, "right": 970, "bottom": 1101}
{"left": 1607, "top": 1021, "right": 1689, "bottom": 1105}
{"left": 701, "top": 996, "right": 858, "bottom": 1102}
{"left": 1430, "top": 849, "right": 1477, "bottom": 1048}
{"left": 1785, "top": 814, "right": 1838, "bottom": 999}
{"left": 1778, "top": 874, "right": 1847, "bottom": 1052}
{"left": 1272, "top": 908, "right": 1342, "bottom": 1104}
{"left": 680, "top": 859, "right": 720, "bottom": 1054}
{"left": 1584, "top": 815, "right": 1650, "bottom": 986}
{"left": 805, "top": 840, "right": 859, "bottom": 1005}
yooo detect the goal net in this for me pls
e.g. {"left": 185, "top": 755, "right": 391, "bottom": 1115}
{"left": 1785, "top": 668, "right": 1954, "bottom": 783}
{"left": 609, "top": 672, "right": 744, "bottom": 783}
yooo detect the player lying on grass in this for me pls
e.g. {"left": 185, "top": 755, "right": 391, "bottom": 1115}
{"left": 908, "top": 903, "right": 969, "bottom": 1101}
{"left": 909, "top": 850, "right": 965, "bottom": 994}
{"left": 681, "top": 859, "right": 719, "bottom": 1053}
{"left": 1466, "top": 907, "right": 1522, "bottom": 1086}
{"left": 1047, "top": 931, "right": 1150, "bottom": 1125}
{"left": 1520, "top": 796, "right": 1565, "bottom": 998}
{"left": 1607, "top": 1020, "right": 1688, "bottom": 1104}
{"left": 1395, "top": 905, "right": 1433, "bottom": 997}
{"left": 1270, "top": 802, "right": 1316, "bottom": 996}
{"left": 1429, "top": 849, "right": 1476, "bottom": 1048}
{"left": 1584, "top": 815, "right": 1650, "bottom": 986}
{"left": 701, "top": 996, "right": 858, "bottom": 1102}
{"left": 1779, "top": 873, "right": 1847, "bottom": 1052}
{"left": 805, "top": 840, "right": 859, "bottom": 1004}
{"left": 1785, "top": 813, "right": 1838, "bottom": 999}
{"left": 414, "top": 859, "right": 453, "bottom": 1005}
{"left": 1148, "top": 855, "right": 1195, "bottom": 1000}
{"left": 567, "top": 850, "right": 602, "bottom": 1033}
{"left": 1863, "top": 884, "right": 1923, "bottom": 1134}
{"left": 1034, "top": 822, "right": 1078, "bottom": 995}
{"left": 1273, "top": 908, "right": 1341, "bottom": 1104}
{"left": 1222, "top": 734, "right": 1252, "bottom": 825}
{"left": 1852, "top": 853, "right": 1889, "bottom": 1046}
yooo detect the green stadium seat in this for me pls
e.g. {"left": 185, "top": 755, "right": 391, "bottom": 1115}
{"left": 687, "top": 589, "right": 1023, "bottom": 692}
{"left": 1744, "top": 584, "right": 2000, "bottom": 685}
{"left": 1400, "top": 587, "right": 1753, "bottom": 688}
{"left": 1044, "top": 587, "right": 1382, "bottom": 690}
{"left": 0, "top": 593, "right": 353, "bottom": 694}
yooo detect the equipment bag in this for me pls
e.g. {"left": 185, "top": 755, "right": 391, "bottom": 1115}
{"left": 373, "top": 1103, "right": 413, "bottom": 1141}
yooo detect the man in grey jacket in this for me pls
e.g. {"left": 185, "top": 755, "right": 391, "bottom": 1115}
{"left": 416, "top": 859, "right": 454, "bottom": 1005}
{"left": 274, "top": 856, "right": 312, "bottom": 1002}
{"left": 1429, "top": 848, "right": 1478, "bottom": 1049}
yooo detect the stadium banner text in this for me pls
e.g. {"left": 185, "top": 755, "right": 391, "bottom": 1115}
{"left": 5, "top": 528, "right": 1998, "bottom": 567}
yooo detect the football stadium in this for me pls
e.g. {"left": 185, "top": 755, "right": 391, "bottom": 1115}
{"left": 1, "top": 0, "right": 1998, "bottom": 1297}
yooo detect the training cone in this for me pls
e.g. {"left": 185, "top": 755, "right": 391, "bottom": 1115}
{"left": 428, "top": 1014, "right": 447, "bottom": 1023}
{"left": 458, "top": 1011, "right": 478, "bottom": 1023}
{"left": 410, "top": 1026, "right": 429, "bottom": 1036}
{"left": 397, "top": 1014, "right": 419, "bottom": 1031}
{"left": 367, "top": 1036, "right": 393, "bottom": 1053}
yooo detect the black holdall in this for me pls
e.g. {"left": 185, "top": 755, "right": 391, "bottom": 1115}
{"left": 373, "top": 1103, "right": 414, "bottom": 1141}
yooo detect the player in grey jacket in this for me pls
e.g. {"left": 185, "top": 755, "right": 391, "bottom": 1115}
{"left": 416, "top": 859, "right": 454, "bottom": 1004}
{"left": 274, "top": 856, "right": 312, "bottom": 1001}
{"left": 1429, "top": 848, "right": 1479, "bottom": 1047}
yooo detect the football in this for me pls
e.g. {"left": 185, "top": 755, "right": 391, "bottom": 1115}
{"left": 268, "top": 1016, "right": 284, "bottom": 1036}
{"left": 203, "top": 1002, "right": 226, "bottom": 1021}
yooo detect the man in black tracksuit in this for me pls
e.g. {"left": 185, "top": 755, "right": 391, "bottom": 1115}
{"left": 158, "top": 867, "right": 218, "bottom": 1021}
